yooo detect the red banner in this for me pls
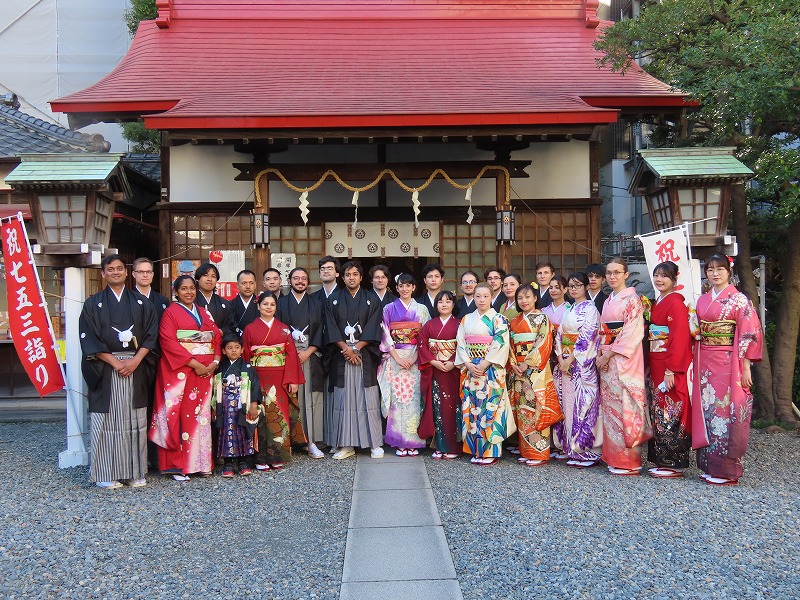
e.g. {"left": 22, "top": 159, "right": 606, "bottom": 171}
{"left": 1, "top": 214, "right": 65, "bottom": 396}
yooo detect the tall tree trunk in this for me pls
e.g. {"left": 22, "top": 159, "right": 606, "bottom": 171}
{"left": 730, "top": 183, "right": 776, "bottom": 419}
{"left": 772, "top": 219, "right": 800, "bottom": 422}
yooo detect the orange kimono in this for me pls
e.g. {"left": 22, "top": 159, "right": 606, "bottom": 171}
{"left": 508, "top": 311, "right": 562, "bottom": 461}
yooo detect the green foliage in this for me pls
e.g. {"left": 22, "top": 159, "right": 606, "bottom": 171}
{"left": 124, "top": 0, "right": 157, "bottom": 37}
{"left": 122, "top": 122, "right": 161, "bottom": 154}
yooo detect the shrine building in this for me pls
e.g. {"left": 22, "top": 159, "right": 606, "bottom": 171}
{"left": 51, "top": 0, "right": 689, "bottom": 291}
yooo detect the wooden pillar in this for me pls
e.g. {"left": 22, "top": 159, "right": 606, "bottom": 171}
{"left": 496, "top": 169, "right": 511, "bottom": 274}
{"left": 253, "top": 173, "right": 270, "bottom": 285}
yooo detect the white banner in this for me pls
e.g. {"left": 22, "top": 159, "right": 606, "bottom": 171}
{"left": 637, "top": 224, "right": 700, "bottom": 305}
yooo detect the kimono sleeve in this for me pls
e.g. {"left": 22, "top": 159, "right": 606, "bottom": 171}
{"left": 573, "top": 303, "right": 600, "bottom": 367}
{"left": 323, "top": 292, "right": 345, "bottom": 346}
{"left": 525, "top": 315, "right": 552, "bottom": 371}
{"left": 247, "top": 364, "right": 263, "bottom": 405}
{"left": 379, "top": 303, "right": 395, "bottom": 353}
{"left": 418, "top": 319, "right": 435, "bottom": 368}
{"left": 737, "top": 295, "right": 763, "bottom": 363}
{"left": 664, "top": 295, "right": 692, "bottom": 374}
{"left": 282, "top": 329, "right": 306, "bottom": 386}
{"left": 610, "top": 293, "right": 644, "bottom": 359}
{"left": 360, "top": 292, "right": 383, "bottom": 344}
{"left": 455, "top": 317, "right": 469, "bottom": 367}
{"left": 79, "top": 295, "right": 109, "bottom": 358}
{"left": 485, "top": 314, "right": 510, "bottom": 368}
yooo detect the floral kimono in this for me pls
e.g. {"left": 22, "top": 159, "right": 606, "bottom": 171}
{"left": 150, "top": 303, "right": 221, "bottom": 475}
{"left": 378, "top": 298, "right": 431, "bottom": 449}
{"left": 647, "top": 292, "right": 692, "bottom": 469}
{"left": 599, "top": 287, "right": 651, "bottom": 470}
{"left": 418, "top": 316, "right": 462, "bottom": 454}
{"left": 553, "top": 300, "right": 602, "bottom": 462}
{"left": 508, "top": 310, "right": 562, "bottom": 461}
{"left": 455, "top": 309, "right": 515, "bottom": 458}
{"left": 692, "top": 285, "right": 762, "bottom": 480}
{"left": 243, "top": 317, "right": 305, "bottom": 464}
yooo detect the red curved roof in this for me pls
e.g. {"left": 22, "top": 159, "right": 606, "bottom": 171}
{"left": 51, "top": 1, "right": 689, "bottom": 130}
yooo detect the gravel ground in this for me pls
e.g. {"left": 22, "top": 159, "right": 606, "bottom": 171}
{"left": 427, "top": 429, "right": 800, "bottom": 600}
{"left": 0, "top": 423, "right": 353, "bottom": 600}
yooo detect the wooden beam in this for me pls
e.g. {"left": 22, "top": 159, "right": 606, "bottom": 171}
{"left": 233, "top": 160, "right": 532, "bottom": 182}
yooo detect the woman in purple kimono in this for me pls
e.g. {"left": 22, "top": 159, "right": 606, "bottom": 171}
{"left": 378, "top": 273, "right": 431, "bottom": 456}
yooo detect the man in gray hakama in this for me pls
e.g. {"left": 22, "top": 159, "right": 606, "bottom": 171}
{"left": 80, "top": 255, "right": 158, "bottom": 489}
{"left": 323, "top": 261, "right": 384, "bottom": 459}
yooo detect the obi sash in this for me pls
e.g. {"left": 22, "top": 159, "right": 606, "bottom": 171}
{"left": 560, "top": 333, "right": 578, "bottom": 357}
{"left": 250, "top": 343, "right": 287, "bottom": 367}
{"left": 464, "top": 334, "right": 493, "bottom": 361}
{"left": 512, "top": 332, "right": 538, "bottom": 363}
{"left": 648, "top": 324, "right": 669, "bottom": 353}
{"left": 177, "top": 329, "right": 214, "bottom": 355}
{"left": 599, "top": 321, "right": 624, "bottom": 346}
{"left": 700, "top": 319, "right": 736, "bottom": 346}
{"left": 390, "top": 321, "right": 421, "bottom": 345}
{"left": 428, "top": 338, "right": 457, "bottom": 361}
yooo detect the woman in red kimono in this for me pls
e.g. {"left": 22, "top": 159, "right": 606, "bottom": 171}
{"left": 693, "top": 253, "right": 762, "bottom": 486}
{"left": 646, "top": 261, "right": 692, "bottom": 478}
{"left": 150, "top": 275, "right": 222, "bottom": 481}
{"left": 243, "top": 291, "right": 305, "bottom": 470}
{"left": 418, "top": 291, "right": 462, "bottom": 459}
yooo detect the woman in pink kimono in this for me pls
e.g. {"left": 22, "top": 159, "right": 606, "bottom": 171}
{"left": 150, "top": 275, "right": 222, "bottom": 481}
{"left": 596, "top": 258, "right": 650, "bottom": 476}
{"left": 378, "top": 273, "right": 430, "bottom": 456}
{"left": 693, "top": 253, "right": 762, "bottom": 486}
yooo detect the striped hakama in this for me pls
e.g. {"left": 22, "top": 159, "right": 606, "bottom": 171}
{"left": 332, "top": 360, "right": 383, "bottom": 449}
{"left": 89, "top": 353, "right": 148, "bottom": 483}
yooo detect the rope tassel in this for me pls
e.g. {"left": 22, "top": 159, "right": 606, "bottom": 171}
{"left": 466, "top": 187, "right": 474, "bottom": 224}
{"left": 352, "top": 190, "right": 359, "bottom": 228}
{"left": 299, "top": 191, "right": 309, "bottom": 225}
{"left": 411, "top": 190, "right": 420, "bottom": 228}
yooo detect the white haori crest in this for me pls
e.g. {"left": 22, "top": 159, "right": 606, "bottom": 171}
{"left": 112, "top": 325, "right": 135, "bottom": 348}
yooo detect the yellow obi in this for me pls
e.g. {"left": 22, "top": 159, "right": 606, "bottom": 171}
{"left": 512, "top": 332, "right": 537, "bottom": 363}
{"left": 560, "top": 332, "right": 578, "bottom": 357}
{"left": 700, "top": 320, "right": 736, "bottom": 346}
{"left": 648, "top": 324, "right": 669, "bottom": 353}
{"left": 177, "top": 330, "right": 214, "bottom": 355}
{"left": 428, "top": 338, "right": 456, "bottom": 361}
{"left": 390, "top": 321, "right": 421, "bottom": 345}
{"left": 599, "top": 321, "right": 623, "bottom": 346}
{"left": 250, "top": 343, "right": 286, "bottom": 367}
{"left": 464, "top": 334, "right": 493, "bottom": 360}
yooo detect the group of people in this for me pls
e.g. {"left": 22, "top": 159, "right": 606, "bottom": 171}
{"left": 79, "top": 251, "right": 761, "bottom": 489}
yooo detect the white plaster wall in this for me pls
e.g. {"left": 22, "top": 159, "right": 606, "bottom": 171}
{"left": 170, "top": 145, "right": 253, "bottom": 203}
{"left": 169, "top": 140, "right": 591, "bottom": 208}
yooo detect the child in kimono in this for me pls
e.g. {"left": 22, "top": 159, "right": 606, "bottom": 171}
{"left": 212, "top": 333, "right": 262, "bottom": 477}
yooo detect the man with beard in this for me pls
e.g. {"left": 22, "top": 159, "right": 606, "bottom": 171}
{"left": 484, "top": 266, "right": 506, "bottom": 312}
{"left": 277, "top": 267, "right": 325, "bottom": 459}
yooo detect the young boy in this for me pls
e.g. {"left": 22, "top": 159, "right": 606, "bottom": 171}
{"left": 212, "top": 333, "right": 262, "bottom": 477}
{"left": 586, "top": 264, "right": 608, "bottom": 313}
